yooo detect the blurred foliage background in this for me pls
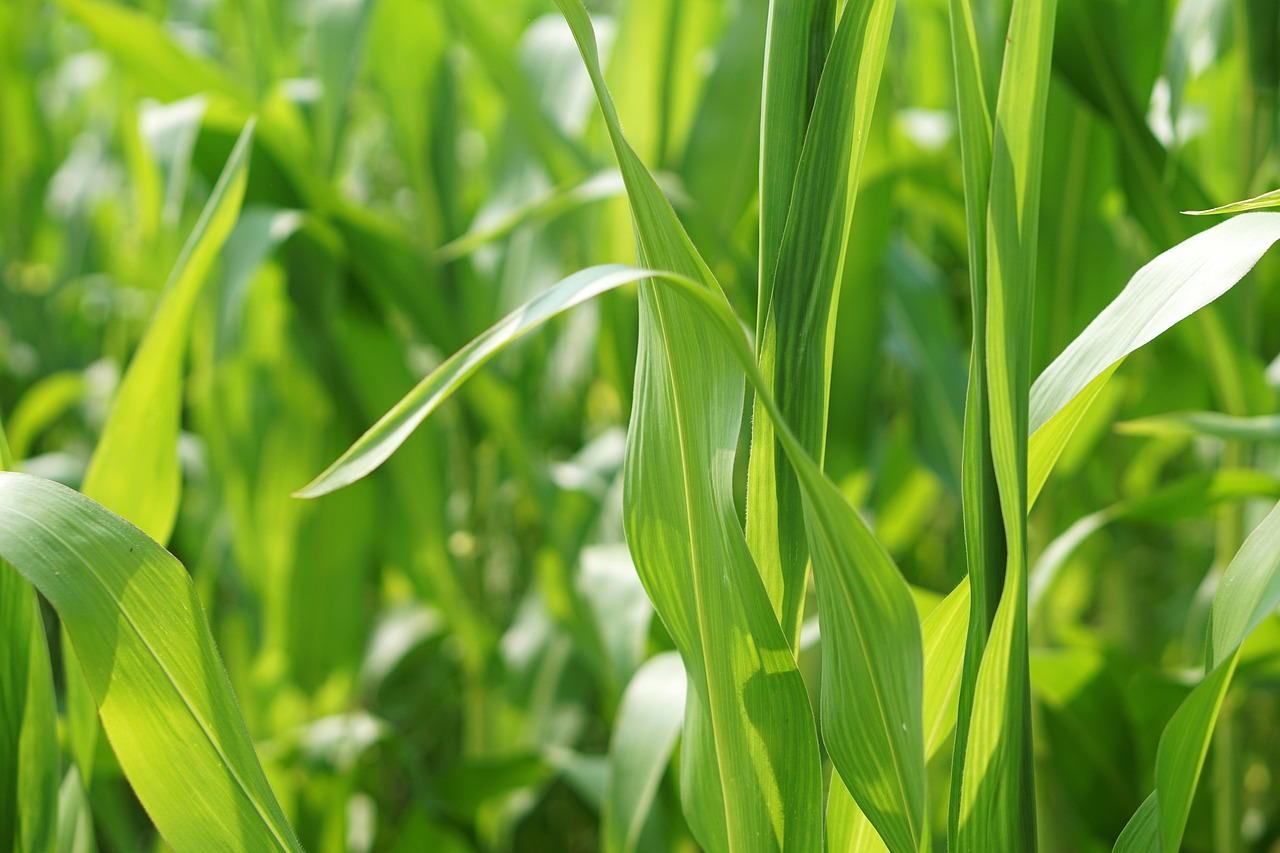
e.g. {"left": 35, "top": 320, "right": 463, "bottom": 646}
{"left": 3, "top": 0, "right": 1280, "bottom": 850}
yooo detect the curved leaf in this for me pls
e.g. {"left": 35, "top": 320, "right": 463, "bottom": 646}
{"left": 0, "top": 472, "right": 300, "bottom": 852}
{"left": 1115, "top": 499, "right": 1280, "bottom": 852}
{"left": 1028, "top": 213, "right": 1280, "bottom": 469}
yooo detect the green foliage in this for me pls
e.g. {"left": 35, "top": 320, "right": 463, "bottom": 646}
{"left": 4, "top": 0, "right": 1280, "bottom": 851}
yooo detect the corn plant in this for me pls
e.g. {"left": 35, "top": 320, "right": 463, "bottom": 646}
{"left": 3, "top": 0, "right": 1280, "bottom": 851}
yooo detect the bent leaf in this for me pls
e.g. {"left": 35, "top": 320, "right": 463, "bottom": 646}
{"left": 1029, "top": 213, "right": 1280, "bottom": 452}
{"left": 0, "top": 472, "right": 300, "bottom": 852}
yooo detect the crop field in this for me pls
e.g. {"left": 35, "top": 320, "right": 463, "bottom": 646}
{"left": 3, "top": 0, "right": 1280, "bottom": 851}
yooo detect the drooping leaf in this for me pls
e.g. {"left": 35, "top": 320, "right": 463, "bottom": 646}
{"left": 0, "top": 472, "right": 301, "bottom": 852}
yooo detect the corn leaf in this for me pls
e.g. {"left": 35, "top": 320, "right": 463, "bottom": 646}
{"left": 1115, "top": 411, "right": 1280, "bottom": 442}
{"left": 1184, "top": 187, "right": 1280, "bottom": 216}
{"left": 307, "top": 2, "right": 928, "bottom": 844}
{"left": 603, "top": 652, "right": 685, "bottom": 853}
{"left": 955, "top": 0, "right": 1058, "bottom": 848}
{"left": 0, "top": 419, "right": 58, "bottom": 853}
{"left": 1027, "top": 212, "right": 1280, "bottom": 500}
{"left": 1115, "top": 499, "right": 1280, "bottom": 852}
{"left": 747, "top": 0, "right": 895, "bottom": 648}
{"left": 0, "top": 472, "right": 300, "bottom": 852}
{"left": 82, "top": 120, "right": 255, "bottom": 543}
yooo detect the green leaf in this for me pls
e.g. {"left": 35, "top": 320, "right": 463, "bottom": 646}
{"left": 56, "top": 768, "right": 98, "bottom": 853}
{"left": 306, "top": 5, "right": 928, "bottom": 846}
{"left": 955, "top": 0, "right": 1058, "bottom": 847}
{"left": 82, "top": 119, "right": 255, "bottom": 543}
{"left": 946, "top": 0, "right": 1007, "bottom": 839}
{"left": 1115, "top": 500, "right": 1280, "bottom": 852}
{"left": 1031, "top": 470, "right": 1280, "bottom": 612}
{"left": 603, "top": 652, "right": 685, "bottom": 853}
{"left": 1115, "top": 411, "right": 1280, "bottom": 442}
{"left": 1027, "top": 213, "right": 1280, "bottom": 504}
{"left": 558, "top": 8, "right": 823, "bottom": 850}
{"left": 1030, "top": 213, "right": 1280, "bottom": 438}
{"left": 0, "top": 472, "right": 58, "bottom": 853}
{"left": 300, "top": 251, "right": 928, "bottom": 850}
{"left": 747, "top": 0, "right": 896, "bottom": 648}
{"left": 0, "top": 411, "right": 58, "bottom": 853}
{"left": 1184, "top": 187, "right": 1280, "bottom": 216}
{"left": 0, "top": 472, "right": 300, "bottom": 852}
{"left": 57, "top": 0, "right": 246, "bottom": 104}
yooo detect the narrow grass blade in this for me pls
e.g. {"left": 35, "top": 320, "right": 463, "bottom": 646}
{"left": 946, "top": 0, "right": 1009, "bottom": 839}
{"left": 82, "top": 120, "right": 255, "bottom": 543}
{"left": 0, "top": 473, "right": 300, "bottom": 852}
{"left": 757, "top": 0, "right": 832, "bottom": 323}
{"left": 437, "top": 171, "right": 627, "bottom": 262}
{"left": 1184, "top": 187, "right": 1280, "bottom": 216}
{"left": 297, "top": 266, "right": 661, "bottom": 499}
{"left": 603, "top": 652, "right": 685, "bottom": 853}
{"left": 747, "top": 0, "right": 896, "bottom": 648}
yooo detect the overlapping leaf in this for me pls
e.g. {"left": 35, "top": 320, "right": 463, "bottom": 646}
{"left": 0, "top": 472, "right": 300, "bottom": 852}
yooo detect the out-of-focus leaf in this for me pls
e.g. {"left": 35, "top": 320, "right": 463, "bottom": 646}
{"left": 603, "top": 652, "right": 685, "bottom": 853}
{"left": 1115, "top": 500, "right": 1280, "bottom": 852}
{"left": 1115, "top": 410, "right": 1280, "bottom": 442}
{"left": 57, "top": 0, "right": 245, "bottom": 103}
{"left": 7, "top": 372, "right": 87, "bottom": 463}
{"left": 82, "top": 120, "right": 254, "bottom": 543}
{"left": 1031, "top": 470, "right": 1280, "bottom": 612}
{"left": 0, "top": 472, "right": 300, "bottom": 852}
{"left": 56, "top": 768, "right": 98, "bottom": 853}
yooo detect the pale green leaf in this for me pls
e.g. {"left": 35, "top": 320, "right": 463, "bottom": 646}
{"left": 1029, "top": 213, "right": 1280, "bottom": 437}
{"left": 603, "top": 652, "right": 685, "bottom": 853}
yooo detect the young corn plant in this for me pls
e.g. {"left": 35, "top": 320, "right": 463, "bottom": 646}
{"left": 4, "top": 0, "right": 1280, "bottom": 851}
